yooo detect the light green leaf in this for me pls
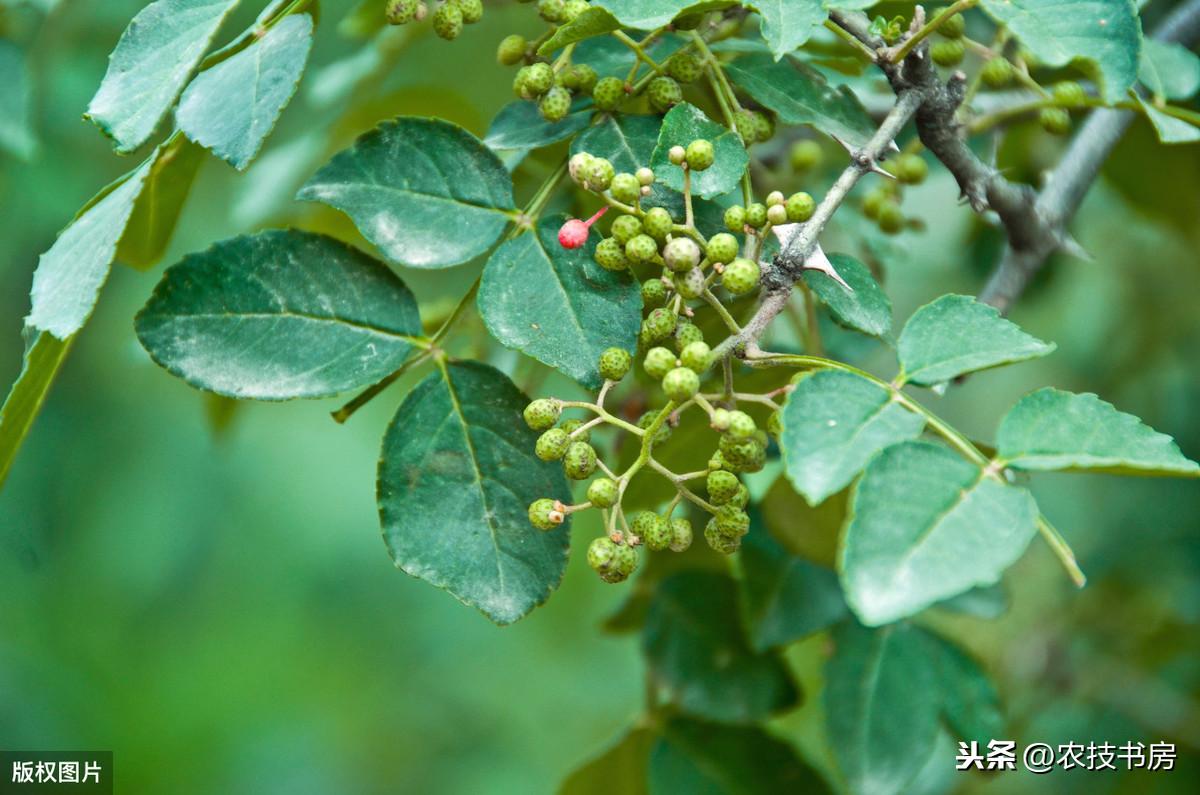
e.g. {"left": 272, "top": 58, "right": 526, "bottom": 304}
{"left": 937, "top": 584, "right": 1009, "bottom": 618}
{"left": 725, "top": 54, "right": 876, "bottom": 147}
{"left": 177, "top": 13, "right": 313, "bottom": 169}
{"left": 897, "top": 294, "right": 1056, "bottom": 386}
{"left": 28, "top": 158, "right": 154, "bottom": 338}
{"left": 479, "top": 215, "right": 641, "bottom": 390}
{"left": 996, "top": 387, "right": 1200, "bottom": 476}
{"left": 595, "top": 0, "right": 733, "bottom": 29}
{"left": 0, "top": 332, "right": 71, "bottom": 493}
{"left": 1138, "top": 39, "right": 1200, "bottom": 100}
{"left": 539, "top": 6, "right": 622, "bottom": 54}
{"left": 980, "top": 0, "right": 1142, "bottom": 101}
{"left": 748, "top": 1, "right": 827, "bottom": 60}
{"left": 484, "top": 100, "right": 593, "bottom": 152}
{"left": 780, "top": 370, "right": 926, "bottom": 505}
{"left": 558, "top": 729, "right": 653, "bottom": 795}
{"left": 739, "top": 528, "right": 847, "bottom": 650}
{"left": 649, "top": 716, "right": 832, "bottom": 794}
{"left": 86, "top": 0, "right": 242, "bottom": 153}
{"left": 643, "top": 571, "right": 800, "bottom": 723}
{"left": 117, "top": 135, "right": 207, "bottom": 271}
{"left": 297, "top": 117, "right": 515, "bottom": 268}
{"left": 803, "top": 253, "right": 891, "bottom": 337}
{"left": 0, "top": 40, "right": 36, "bottom": 159}
{"left": 135, "top": 230, "right": 422, "bottom": 400}
{"left": 650, "top": 102, "right": 749, "bottom": 199}
{"left": 378, "top": 361, "right": 571, "bottom": 625}
{"left": 1138, "top": 98, "right": 1200, "bottom": 144}
{"left": 925, "top": 630, "right": 1006, "bottom": 745}
{"left": 825, "top": 622, "right": 941, "bottom": 795}
{"left": 841, "top": 440, "right": 1039, "bottom": 626}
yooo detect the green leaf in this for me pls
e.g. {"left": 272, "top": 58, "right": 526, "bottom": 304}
{"left": 642, "top": 571, "right": 800, "bottom": 723}
{"left": 484, "top": 100, "right": 593, "bottom": 152}
{"left": 650, "top": 103, "right": 749, "bottom": 200}
{"left": 297, "top": 117, "right": 515, "bottom": 268}
{"left": 1138, "top": 39, "right": 1200, "bottom": 101}
{"left": 762, "top": 477, "right": 846, "bottom": 567}
{"left": 573, "top": 112, "right": 660, "bottom": 171}
{"left": 135, "top": 230, "right": 422, "bottom": 400}
{"left": 176, "top": 13, "right": 313, "bottom": 169}
{"left": 558, "top": 729, "right": 653, "bottom": 795}
{"left": 28, "top": 157, "right": 154, "bottom": 338}
{"left": 0, "top": 332, "right": 71, "bottom": 492}
{"left": 117, "top": 135, "right": 207, "bottom": 271}
{"left": 896, "top": 294, "right": 1056, "bottom": 386}
{"left": 840, "top": 440, "right": 1039, "bottom": 626}
{"left": 747, "top": 1, "right": 827, "bottom": 60}
{"left": 739, "top": 528, "right": 847, "bottom": 651}
{"left": 980, "top": 0, "right": 1142, "bottom": 102}
{"left": 378, "top": 360, "right": 571, "bottom": 625}
{"left": 539, "top": 6, "right": 622, "bottom": 55}
{"left": 802, "top": 253, "right": 891, "bottom": 338}
{"left": 649, "top": 717, "right": 832, "bottom": 794}
{"left": 825, "top": 621, "right": 941, "bottom": 795}
{"left": 780, "top": 370, "right": 926, "bottom": 505}
{"left": 0, "top": 40, "right": 36, "bottom": 159}
{"left": 925, "top": 630, "right": 1005, "bottom": 745}
{"left": 724, "top": 54, "right": 876, "bottom": 147}
{"left": 594, "top": 0, "right": 732, "bottom": 29}
{"left": 478, "top": 215, "right": 641, "bottom": 389}
{"left": 937, "top": 584, "right": 1009, "bottom": 619}
{"left": 86, "top": 0, "right": 242, "bottom": 153}
{"left": 996, "top": 387, "right": 1200, "bottom": 476}
{"left": 1138, "top": 98, "right": 1200, "bottom": 145}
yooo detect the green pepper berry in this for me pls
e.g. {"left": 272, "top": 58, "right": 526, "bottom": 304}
{"left": 663, "top": 236, "right": 701, "bottom": 272}
{"left": 930, "top": 39, "right": 965, "bottom": 67}
{"left": 587, "top": 535, "right": 618, "bottom": 574}
{"left": 587, "top": 477, "right": 619, "bottom": 509}
{"left": 726, "top": 410, "right": 756, "bottom": 439}
{"left": 685, "top": 139, "right": 715, "bottom": 171}
{"left": 497, "top": 34, "right": 527, "bottom": 65}
{"left": 680, "top": 341, "right": 711, "bottom": 373}
{"left": 611, "top": 213, "right": 642, "bottom": 244}
{"left": 722, "top": 257, "right": 760, "bottom": 296}
{"left": 523, "top": 397, "right": 561, "bottom": 430}
{"left": 1039, "top": 107, "right": 1071, "bottom": 135}
{"left": 981, "top": 57, "right": 1014, "bottom": 88}
{"left": 1052, "top": 81, "right": 1087, "bottom": 107}
{"left": 525, "top": 62, "right": 554, "bottom": 96}
{"left": 637, "top": 411, "right": 672, "bottom": 445}
{"left": 570, "top": 63, "right": 598, "bottom": 95}
{"left": 536, "top": 428, "right": 571, "bottom": 461}
{"left": 387, "top": 0, "right": 421, "bottom": 25}
{"left": 861, "top": 187, "right": 889, "bottom": 219}
{"left": 453, "top": 0, "right": 483, "bottom": 24}
{"left": 789, "top": 139, "right": 823, "bottom": 171}
{"left": 876, "top": 200, "right": 904, "bottom": 235}
{"left": 568, "top": 151, "right": 594, "bottom": 184}
{"left": 752, "top": 110, "right": 776, "bottom": 142}
{"left": 785, "top": 191, "right": 816, "bottom": 222}
{"left": 705, "top": 518, "right": 741, "bottom": 554}
{"left": 610, "top": 173, "right": 641, "bottom": 204}
{"left": 562, "top": 418, "right": 591, "bottom": 443}
{"left": 673, "top": 320, "right": 703, "bottom": 352}
{"left": 633, "top": 511, "right": 671, "bottom": 551}
{"left": 707, "top": 470, "right": 740, "bottom": 504}
{"left": 666, "top": 51, "right": 703, "bottom": 83}
{"left": 766, "top": 204, "right": 787, "bottom": 226}
{"left": 734, "top": 108, "right": 756, "bottom": 142}
{"left": 642, "top": 278, "right": 667, "bottom": 308}
{"left": 636, "top": 167, "right": 655, "bottom": 186}
{"left": 744, "top": 202, "right": 768, "bottom": 228}
{"left": 644, "top": 346, "right": 678, "bottom": 379}
{"left": 562, "top": 0, "right": 589, "bottom": 23}
{"left": 585, "top": 157, "right": 615, "bottom": 192}
{"left": 625, "top": 233, "right": 659, "bottom": 264}
{"left": 593, "top": 76, "right": 625, "bottom": 111}
{"left": 938, "top": 10, "right": 965, "bottom": 39}
{"left": 594, "top": 237, "right": 629, "bottom": 271}
{"left": 647, "top": 76, "right": 682, "bottom": 112}
{"left": 706, "top": 232, "right": 738, "bottom": 264}
{"left": 598, "top": 347, "right": 632, "bottom": 381}
{"left": 538, "top": 0, "right": 567, "bottom": 24}
{"left": 432, "top": 3, "right": 463, "bottom": 39}
{"left": 716, "top": 505, "right": 750, "bottom": 537}
{"left": 719, "top": 434, "right": 765, "bottom": 472}
{"left": 674, "top": 267, "right": 705, "bottom": 300}
{"left": 735, "top": 109, "right": 773, "bottom": 143}
{"left": 668, "top": 517, "right": 693, "bottom": 552}
{"left": 709, "top": 408, "right": 731, "bottom": 431}
{"left": 730, "top": 483, "right": 750, "bottom": 509}
{"left": 668, "top": 145, "right": 686, "bottom": 166}
{"left": 723, "top": 205, "right": 746, "bottom": 233}
{"left": 892, "top": 153, "right": 928, "bottom": 185}
{"left": 708, "top": 450, "right": 728, "bottom": 471}
{"left": 766, "top": 191, "right": 784, "bottom": 208}
{"left": 563, "top": 441, "right": 598, "bottom": 479}
{"left": 539, "top": 85, "right": 571, "bottom": 122}
{"left": 609, "top": 542, "right": 638, "bottom": 581}
{"left": 643, "top": 207, "right": 674, "bottom": 241}
{"left": 528, "top": 498, "right": 563, "bottom": 530}
{"left": 643, "top": 307, "right": 677, "bottom": 342}
{"left": 662, "top": 367, "right": 700, "bottom": 402}
{"left": 767, "top": 410, "right": 782, "bottom": 440}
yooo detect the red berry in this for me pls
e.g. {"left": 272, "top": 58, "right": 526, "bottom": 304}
{"left": 557, "top": 207, "right": 608, "bottom": 249}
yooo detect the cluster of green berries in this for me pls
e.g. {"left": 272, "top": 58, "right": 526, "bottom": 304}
{"left": 856, "top": 152, "right": 927, "bottom": 234}
{"left": 386, "top": 0, "right": 483, "bottom": 40}
{"left": 722, "top": 187, "right": 816, "bottom": 233}
{"left": 733, "top": 108, "right": 777, "bottom": 144}
{"left": 508, "top": 58, "right": 598, "bottom": 122}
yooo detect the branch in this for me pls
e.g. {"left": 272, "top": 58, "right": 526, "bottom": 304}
{"left": 980, "top": 0, "right": 1200, "bottom": 311}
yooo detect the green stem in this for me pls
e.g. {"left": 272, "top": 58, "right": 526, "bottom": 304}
{"left": 702, "top": 289, "right": 742, "bottom": 335}
{"left": 890, "top": 0, "right": 978, "bottom": 63}
{"left": 613, "top": 30, "right": 665, "bottom": 75}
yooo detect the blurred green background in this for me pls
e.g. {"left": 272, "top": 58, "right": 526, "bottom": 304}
{"left": 2, "top": 1, "right": 1198, "bottom": 792}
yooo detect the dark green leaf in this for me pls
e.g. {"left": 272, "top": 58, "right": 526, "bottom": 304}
{"left": 925, "top": 630, "right": 1005, "bottom": 745}
{"left": 996, "top": 387, "right": 1200, "bottom": 476}
{"left": 747, "top": 1, "right": 826, "bottom": 60}
{"left": 478, "top": 215, "right": 641, "bottom": 389}
{"left": 841, "top": 441, "right": 1039, "bottom": 626}
{"left": 177, "top": 13, "right": 313, "bottom": 169}
{"left": 780, "top": 370, "right": 925, "bottom": 505}
{"left": 803, "top": 253, "right": 891, "bottom": 337}
{"left": 484, "top": 100, "right": 593, "bottom": 152}
{"left": 643, "top": 571, "right": 799, "bottom": 723}
{"left": 378, "top": 361, "right": 571, "bottom": 625}
{"left": 739, "top": 528, "right": 847, "bottom": 650}
{"left": 825, "top": 622, "right": 940, "bottom": 795}
{"left": 0, "top": 332, "right": 71, "bottom": 492}
{"left": 761, "top": 477, "right": 846, "bottom": 567}
{"left": 650, "top": 103, "right": 748, "bottom": 200}
{"left": 980, "top": 0, "right": 1142, "bottom": 101}
{"left": 896, "top": 294, "right": 1055, "bottom": 386}
{"left": 28, "top": 157, "right": 154, "bottom": 338}
{"left": 572, "top": 112, "right": 684, "bottom": 212}
{"left": 86, "top": 0, "right": 242, "bottom": 153}
{"left": 649, "top": 717, "right": 831, "bottom": 794}
{"left": 558, "top": 729, "right": 653, "bottom": 795}
{"left": 297, "top": 117, "right": 515, "bottom": 268}
{"left": 117, "top": 135, "right": 207, "bottom": 271}
{"left": 724, "top": 54, "right": 876, "bottom": 147}
{"left": 1138, "top": 39, "right": 1200, "bottom": 100}
{"left": 135, "top": 230, "right": 422, "bottom": 400}
{"left": 0, "top": 40, "right": 36, "bottom": 159}
{"left": 539, "top": 7, "right": 622, "bottom": 55}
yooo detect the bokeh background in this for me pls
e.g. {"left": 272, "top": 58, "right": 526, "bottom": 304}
{"left": 1, "top": 1, "right": 1198, "bottom": 793}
